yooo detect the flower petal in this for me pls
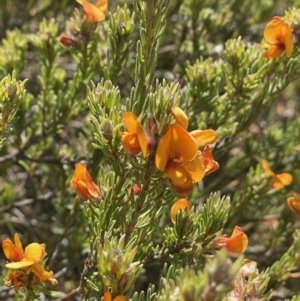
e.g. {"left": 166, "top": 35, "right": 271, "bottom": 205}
{"left": 76, "top": 0, "right": 106, "bottom": 22}
{"left": 170, "top": 198, "right": 191, "bottom": 223}
{"left": 2, "top": 234, "right": 23, "bottom": 262}
{"left": 170, "top": 124, "right": 198, "bottom": 162}
{"left": 219, "top": 226, "right": 248, "bottom": 254}
{"left": 121, "top": 132, "right": 142, "bottom": 156}
{"left": 172, "top": 107, "right": 188, "bottom": 130}
{"left": 287, "top": 194, "right": 300, "bottom": 215}
{"left": 190, "top": 129, "right": 218, "bottom": 147}
{"left": 113, "top": 296, "right": 129, "bottom": 301}
{"left": 155, "top": 127, "right": 171, "bottom": 171}
{"left": 264, "top": 17, "right": 286, "bottom": 44}
{"left": 30, "top": 263, "right": 54, "bottom": 283}
{"left": 263, "top": 44, "right": 284, "bottom": 59}
{"left": 136, "top": 121, "right": 149, "bottom": 158}
{"left": 123, "top": 112, "right": 138, "bottom": 134}
{"left": 70, "top": 163, "right": 101, "bottom": 200}
{"left": 104, "top": 291, "right": 113, "bottom": 301}
{"left": 24, "top": 243, "right": 46, "bottom": 262}
{"left": 262, "top": 160, "right": 276, "bottom": 177}
{"left": 276, "top": 173, "right": 293, "bottom": 186}
{"left": 166, "top": 161, "right": 189, "bottom": 186}
{"left": 187, "top": 156, "right": 205, "bottom": 182}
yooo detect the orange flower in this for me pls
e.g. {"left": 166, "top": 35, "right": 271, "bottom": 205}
{"left": 2, "top": 233, "right": 57, "bottom": 291}
{"left": 76, "top": 0, "right": 108, "bottom": 22}
{"left": 104, "top": 291, "right": 128, "bottom": 301}
{"left": 287, "top": 192, "right": 300, "bottom": 215}
{"left": 70, "top": 162, "right": 102, "bottom": 201}
{"left": 170, "top": 198, "right": 191, "bottom": 223}
{"left": 3, "top": 233, "right": 46, "bottom": 269}
{"left": 262, "top": 160, "right": 293, "bottom": 189}
{"left": 261, "top": 16, "right": 293, "bottom": 59}
{"left": 155, "top": 107, "right": 218, "bottom": 194}
{"left": 216, "top": 226, "right": 248, "bottom": 254}
{"left": 201, "top": 145, "right": 219, "bottom": 175}
{"left": 121, "top": 112, "right": 149, "bottom": 157}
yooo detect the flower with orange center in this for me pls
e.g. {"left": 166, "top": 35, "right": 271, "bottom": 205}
{"left": 262, "top": 160, "right": 293, "bottom": 189}
{"left": 2, "top": 233, "right": 57, "bottom": 290}
{"left": 121, "top": 112, "right": 149, "bottom": 158}
{"left": 76, "top": 0, "right": 108, "bottom": 22}
{"left": 216, "top": 226, "right": 248, "bottom": 254}
{"left": 261, "top": 16, "right": 293, "bottom": 59}
{"left": 70, "top": 162, "right": 102, "bottom": 201}
{"left": 170, "top": 198, "right": 191, "bottom": 223}
{"left": 155, "top": 107, "right": 218, "bottom": 194}
{"left": 287, "top": 192, "right": 300, "bottom": 215}
{"left": 104, "top": 291, "right": 128, "bottom": 301}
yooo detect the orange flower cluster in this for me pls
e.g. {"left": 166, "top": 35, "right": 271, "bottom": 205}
{"left": 261, "top": 16, "right": 293, "bottom": 59}
{"left": 76, "top": 0, "right": 108, "bottom": 22}
{"left": 2, "top": 233, "right": 57, "bottom": 292}
{"left": 215, "top": 226, "right": 248, "bottom": 254}
{"left": 155, "top": 107, "right": 218, "bottom": 194}
{"left": 70, "top": 162, "right": 102, "bottom": 201}
{"left": 262, "top": 160, "right": 293, "bottom": 189}
{"left": 121, "top": 108, "right": 218, "bottom": 195}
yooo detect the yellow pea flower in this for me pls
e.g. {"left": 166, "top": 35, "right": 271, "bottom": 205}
{"left": 3, "top": 233, "right": 46, "bottom": 269}
{"left": 262, "top": 160, "right": 293, "bottom": 189}
{"left": 261, "top": 16, "right": 293, "bottom": 59}
{"left": 70, "top": 162, "right": 102, "bottom": 201}
{"left": 76, "top": 0, "right": 108, "bottom": 22}
{"left": 216, "top": 226, "right": 248, "bottom": 254}
{"left": 155, "top": 107, "right": 218, "bottom": 195}
{"left": 2, "top": 233, "right": 57, "bottom": 291}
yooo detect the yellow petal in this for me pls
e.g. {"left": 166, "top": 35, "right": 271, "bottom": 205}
{"left": 170, "top": 124, "right": 198, "bottom": 162}
{"left": 31, "top": 263, "right": 54, "bottom": 283}
{"left": 287, "top": 194, "right": 300, "bottom": 215}
{"left": 2, "top": 234, "right": 23, "bottom": 262}
{"left": 136, "top": 121, "right": 149, "bottom": 158}
{"left": 190, "top": 129, "right": 218, "bottom": 147}
{"left": 218, "top": 226, "right": 248, "bottom": 254}
{"left": 264, "top": 17, "right": 286, "bottom": 44}
{"left": 123, "top": 112, "right": 138, "bottom": 134}
{"left": 76, "top": 0, "right": 106, "bottom": 22}
{"left": 155, "top": 127, "right": 171, "bottom": 171}
{"left": 276, "top": 173, "right": 293, "bottom": 186}
{"left": 24, "top": 243, "right": 46, "bottom": 262}
{"left": 262, "top": 160, "right": 275, "bottom": 177}
{"left": 6, "top": 260, "right": 35, "bottom": 269}
{"left": 170, "top": 198, "right": 191, "bottom": 223}
{"left": 187, "top": 156, "right": 205, "bottom": 182}
{"left": 172, "top": 107, "right": 188, "bottom": 130}
{"left": 121, "top": 132, "right": 142, "bottom": 156}
{"left": 96, "top": 0, "right": 108, "bottom": 15}
{"left": 166, "top": 161, "right": 189, "bottom": 186}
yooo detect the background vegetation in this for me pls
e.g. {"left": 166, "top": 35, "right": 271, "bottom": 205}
{"left": 1, "top": 0, "right": 300, "bottom": 300}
